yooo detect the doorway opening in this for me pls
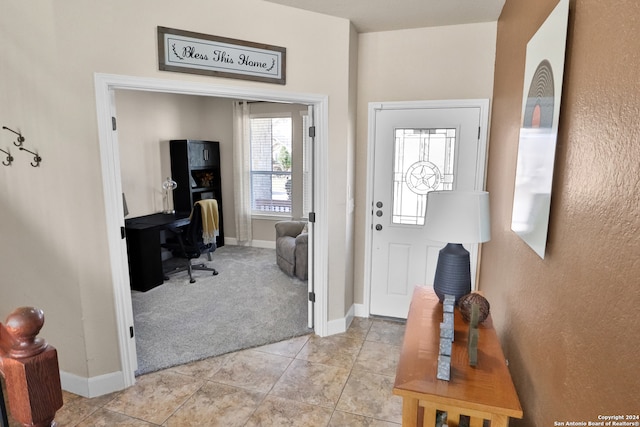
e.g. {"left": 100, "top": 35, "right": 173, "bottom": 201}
{"left": 95, "top": 73, "right": 329, "bottom": 389}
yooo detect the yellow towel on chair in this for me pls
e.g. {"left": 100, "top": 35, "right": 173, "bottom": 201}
{"left": 194, "top": 199, "right": 219, "bottom": 244}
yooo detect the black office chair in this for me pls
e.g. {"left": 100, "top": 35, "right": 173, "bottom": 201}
{"left": 162, "top": 203, "right": 218, "bottom": 283}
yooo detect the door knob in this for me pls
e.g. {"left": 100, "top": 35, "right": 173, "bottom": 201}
{"left": 375, "top": 224, "right": 383, "bottom": 231}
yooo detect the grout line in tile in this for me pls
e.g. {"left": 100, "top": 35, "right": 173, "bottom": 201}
{"left": 156, "top": 380, "right": 207, "bottom": 426}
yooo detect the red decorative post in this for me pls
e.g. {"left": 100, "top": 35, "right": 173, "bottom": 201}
{"left": 0, "top": 307, "right": 63, "bottom": 427}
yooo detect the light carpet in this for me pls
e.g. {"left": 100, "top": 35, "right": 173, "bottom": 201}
{"left": 132, "top": 245, "right": 311, "bottom": 375}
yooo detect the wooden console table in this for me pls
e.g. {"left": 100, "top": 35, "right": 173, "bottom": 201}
{"left": 393, "top": 287, "right": 523, "bottom": 427}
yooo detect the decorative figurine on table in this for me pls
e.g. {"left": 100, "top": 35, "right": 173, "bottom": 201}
{"left": 437, "top": 294, "right": 456, "bottom": 381}
{"left": 467, "top": 303, "right": 480, "bottom": 367}
{"left": 458, "top": 292, "right": 490, "bottom": 323}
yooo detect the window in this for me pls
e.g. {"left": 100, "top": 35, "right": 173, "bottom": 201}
{"left": 392, "top": 128, "right": 456, "bottom": 225}
{"left": 250, "top": 116, "right": 292, "bottom": 214}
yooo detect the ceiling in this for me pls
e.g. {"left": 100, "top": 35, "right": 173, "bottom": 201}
{"left": 262, "top": 0, "right": 506, "bottom": 33}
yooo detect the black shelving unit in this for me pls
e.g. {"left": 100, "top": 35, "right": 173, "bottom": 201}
{"left": 170, "top": 139, "right": 224, "bottom": 247}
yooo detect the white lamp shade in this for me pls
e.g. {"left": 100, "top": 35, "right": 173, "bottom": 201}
{"left": 425, "top": 191, "right": 491, "bottom": 244}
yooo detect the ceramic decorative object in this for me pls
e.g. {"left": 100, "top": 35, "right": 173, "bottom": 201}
{"left": 458, "top": 293, "right": 490, "bottom": 323}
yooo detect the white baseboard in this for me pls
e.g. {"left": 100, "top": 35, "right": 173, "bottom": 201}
{"left": 326, "top": 305, "right": 356, "bottom": 335}
{"left": 326, "top": 317, "right": 346, "bottom": 335}
{"left": 353, "top": 303, "right": 369, "bottom": 318}
{"left": 60, "top": 370, "right": 126, "bottom": 398}
{"left": 224, "top": 238, "right": 275, "bottom": 249}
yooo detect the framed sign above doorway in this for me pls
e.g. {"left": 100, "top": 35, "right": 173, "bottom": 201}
{"left": 158, "top": 26, "right": 286, "bottom": 85}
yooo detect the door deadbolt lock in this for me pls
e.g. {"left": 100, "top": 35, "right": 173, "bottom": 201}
{"left": 375, "top": 224, "right": 383, "bottom": 231}
{"left": 376, "top": 201, "right": 383, "bottom": 208}
{"left": 376, "top": 210, "right": 383, "bottom": 217}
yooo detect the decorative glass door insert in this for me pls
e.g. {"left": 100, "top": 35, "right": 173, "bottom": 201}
{"left": 392, "top": 128, "right": 456, "bottom": 225}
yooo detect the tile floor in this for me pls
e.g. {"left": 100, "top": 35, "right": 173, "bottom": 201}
{"left": 6, "top": 317, "right": 406, "bottom": 426}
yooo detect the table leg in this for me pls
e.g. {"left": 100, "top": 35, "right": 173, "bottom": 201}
{"left": 402, "top": 398, "right": 419, "bottom": 427}
{"left": 422, "top": 403, "right": 437, "bottom": 427}
{"left": 469, "top": 416, "right": 485, "bottom": 427}
{"left": 491, "top": 414, "right": 509, "bottom": 427}
{"left": 446, "top": 410, "right": 462, "bottom": 427}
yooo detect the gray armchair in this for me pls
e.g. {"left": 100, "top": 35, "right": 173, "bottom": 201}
{"left": 275, "top": 221, "right": 308, "bottom": 280}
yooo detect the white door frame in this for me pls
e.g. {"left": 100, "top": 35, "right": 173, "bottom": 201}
{"left": 94, "top": 73, "right": 329, "bottom": 388}
{"left": 363, "top": 99, "right": 490, "bottom": 317}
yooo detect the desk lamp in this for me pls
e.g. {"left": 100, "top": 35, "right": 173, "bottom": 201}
{"left": 425, "top": 191, "right": 491, "bottom": 303}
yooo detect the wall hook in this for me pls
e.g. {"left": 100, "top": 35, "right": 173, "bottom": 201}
{"left": 0, "top": 148, "right": 13, "bottom": 166}
{"left": 2, "top": 126, "right": 25, "bottom": 147}
{"left": 18, "top": 147, "right": 41, "bottom": 167}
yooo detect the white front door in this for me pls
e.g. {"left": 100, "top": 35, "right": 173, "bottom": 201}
{"left": 368, "top": 101, "right": 488, "bottom": 319}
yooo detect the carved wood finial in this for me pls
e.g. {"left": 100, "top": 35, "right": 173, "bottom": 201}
{"left": 0, "top": 306, "right": 62, "bottom": 427}
{"left": 1, "top": 306, "right": 47, "bottom": 358}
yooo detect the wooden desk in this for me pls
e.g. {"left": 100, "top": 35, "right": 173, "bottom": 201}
{"left": 393, "top": 287, "right": 522, "bottom": 427}
{"left": 125, "top": 213, "right": 190, "bottom": 292}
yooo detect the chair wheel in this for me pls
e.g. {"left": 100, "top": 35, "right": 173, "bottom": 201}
{"left": 190, "top": 278, "right": 196, "bottom": 283}
{"left": 212, "top": 270, "right": 219, "bottom": 276}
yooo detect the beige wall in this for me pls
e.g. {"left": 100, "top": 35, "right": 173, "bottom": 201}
{"left": 0, "top": 0, "right": 353, "bottom": 382}
{"left": 483, "top": 0, "right": 640, "bottom": 423}
{"left": 116, "top": 90, "right": 224, "bottom": 217}
{"left": 354, "top": 22, "right": 498, "bottom": 305}
{"left": 343, "top": 25, "right": 359, "bottom": 316}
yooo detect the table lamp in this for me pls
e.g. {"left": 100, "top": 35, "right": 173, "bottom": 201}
{"left": 425, "top": 191, "right": 491, "bottom": 303}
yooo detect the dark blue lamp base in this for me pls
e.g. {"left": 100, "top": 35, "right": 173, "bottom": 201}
{"left": 433, "top": 243, "right": 471, "bottom": 303}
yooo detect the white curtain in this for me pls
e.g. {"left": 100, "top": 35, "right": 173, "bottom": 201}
{"left": 232, "top": 101, "right": 252, "bottom": 244}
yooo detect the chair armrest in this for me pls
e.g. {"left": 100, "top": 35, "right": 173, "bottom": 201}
{"left": 165, "top": 225, "right": 184, "bottom": 235}
{"left": 163, "top": 225, "right": 187, "bottom": 253}
{"left": 275, "top": 221, "right": 306, "bottom": 239}
{"left": 295, "top": 232, "right": 308, "bottom": 246}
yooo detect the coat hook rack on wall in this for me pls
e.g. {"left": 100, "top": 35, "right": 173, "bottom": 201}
{"left": 0, "top": 148, "right": 13, "bottom": 166}
{"left": 2, "top": 126, "right": 25, "bottom": 147}
{"left": 3, "top": 126, "right": 43, "bottom": 167}
{"left": 18, "top": 147, "right": 41, "bottom": 167}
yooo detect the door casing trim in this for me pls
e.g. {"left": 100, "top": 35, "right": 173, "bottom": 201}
{"left": 95, "top": 73, "right": 329, "bottom": 392}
